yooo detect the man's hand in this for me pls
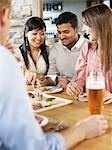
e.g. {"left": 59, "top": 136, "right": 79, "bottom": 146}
{"left": 75, "top": 115, "right": 108, "bottom": 140}
{"left": 39, "top": 77, "right": 54, "bottom": 87}
{"left": 59, "top": 76, "right": 69, "bottom": 89}
{"left": 60, "top": 115, "right": 108, "bottom": 149}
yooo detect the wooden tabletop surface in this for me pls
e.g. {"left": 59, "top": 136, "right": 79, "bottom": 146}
{"left": 37, "top": 91, "right": 112, "bottom": 150}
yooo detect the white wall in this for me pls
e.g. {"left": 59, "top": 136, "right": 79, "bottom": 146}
{"left": 63, "top": 1, "right": 86, "bottom": 28}
{"left": 43, "top": 1, "right": 87, "bottom": 35}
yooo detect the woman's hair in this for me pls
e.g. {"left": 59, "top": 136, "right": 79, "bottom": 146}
{"left": 82, "top": 4, "right": 112, "bottom": 72}
{"left": 19, "top": 17, "right": 49, "bottom": 73}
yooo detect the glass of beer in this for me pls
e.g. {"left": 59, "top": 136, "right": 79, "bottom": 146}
{"left": 86, "top": 71, "right": 105, "bottom": 115}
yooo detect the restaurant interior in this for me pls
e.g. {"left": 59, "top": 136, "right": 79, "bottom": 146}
{"left": 10, "top": 0, "right": 112, "bottom": 47}
{"left": 7, "top": 0, "right": 112, "bottom": 150}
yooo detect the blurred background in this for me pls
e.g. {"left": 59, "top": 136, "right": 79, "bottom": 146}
{"left": 10, "top": 0, "right": 112, "bottom": 47}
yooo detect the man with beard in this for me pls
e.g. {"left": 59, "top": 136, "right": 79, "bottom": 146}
{"left": 40, "top": 12, "right": 88, "bottom": 89}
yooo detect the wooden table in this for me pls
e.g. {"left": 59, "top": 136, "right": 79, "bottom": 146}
{"left": 38, "top": 91, "right": 112, "bottom": 150}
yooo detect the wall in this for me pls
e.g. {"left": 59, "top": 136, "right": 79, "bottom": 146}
{"left": 63, "top": 1, "right": 86, "bottom": 28}
{"left": 10, "top": 0, "right": 87, "bottom": 47}
{"left": 9, "top": 0, "right": 32, "bottom": 47}
{"left": 43, "top": 0, "right": 87, "bottom": 39}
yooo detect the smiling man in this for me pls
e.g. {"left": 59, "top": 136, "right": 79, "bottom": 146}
{"left": 41, "top": 12, "right": 89, "bottom": 89}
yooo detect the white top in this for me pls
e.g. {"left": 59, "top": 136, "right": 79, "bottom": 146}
{"left": 48, "top": 34, "right": 88, "bottom": 80}
{"left": 17, "top": 48, "right": 47, "bottom": 74}
{"left": 0, "top": 45, "right": 65, "bottom": 150}
{"left": 27, "top": 51, "right": 47, "bottom": 74}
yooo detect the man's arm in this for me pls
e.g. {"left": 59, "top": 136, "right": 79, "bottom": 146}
{"left": 39, "top": 47, "right": 60, "bottom": 86}
{"left": 0, "top": 47, "right": 65, "bottom": 150}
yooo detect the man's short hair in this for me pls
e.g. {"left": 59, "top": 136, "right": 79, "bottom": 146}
{"left": 56, "top": 12, "right": 78, "bottom": 28}
{"left": 0, "top": 0, "right": 11, "bottom": 8}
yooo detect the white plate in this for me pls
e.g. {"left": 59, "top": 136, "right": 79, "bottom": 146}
{"left": 32, "top": 93, "right": 72, "bottom": 113}
{"left": 35, "top": 114, "right": 48, "bottom": 127}
{"left": 35, "top": 86, "right": 63, "bottom": 94}
{"left": 27, "top": 92, "right": 72, "bottom": 113}
{"left": 78, "top": 93, "right": 87, "bottom": 102}
{"left": 43, "top": 87, "right": 63, "bottom": 94}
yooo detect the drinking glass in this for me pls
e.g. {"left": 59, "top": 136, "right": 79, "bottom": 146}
{"left": 86, "top": 71, "right": 105, "bottom": 115}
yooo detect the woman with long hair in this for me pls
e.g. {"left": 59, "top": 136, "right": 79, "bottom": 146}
{"left": 19, "top": 17, "right": 49, "bottom": 85}
{"left": 66, "top": 4, "right": 112, "bottom": 104}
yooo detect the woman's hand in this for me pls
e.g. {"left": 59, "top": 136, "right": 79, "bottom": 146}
{"left": 104, "top": 91, "right": 112, "bottom": 104}
{"left": 66, "top": 81, "right": 83, "bottom": 96}
{"left": 25, "top": 71, "right": 37, "bottom": 86}
{"left": 37, "top": 75, "right": 46, "bottom": 81}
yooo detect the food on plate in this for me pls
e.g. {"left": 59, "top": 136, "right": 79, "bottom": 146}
{"left": 27, "top": 91, "right": 68, "bottom": 112}
{"left": 35, "top": 115, "right": 48, "bottom": 126}
{"left": 27, "top": 92, "right": 42, "bottom": 101}
{"left": 28, "top": 92, "right": 35, "bottom": 98}
{"left": 35, "top": 115, "right": 43, "bottom": 124}
{"left": 32, "top": 103, "right": 43, "bottom": 110}
{"left": 45, "top": 97, "right": 55, "bottom": 102}
{"left": 42, "top": 98, "right": 57, "bottom": 107}
{"left": 32, "top": 97, "right": 57, "bottom": 110}
{"left": 37, "top": 86, "right": 62, "bottom": 93}
{"left": 28, "top": 93, "right": 72, "bottom": 112}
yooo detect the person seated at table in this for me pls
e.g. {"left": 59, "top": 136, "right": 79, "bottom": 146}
{"left": 39, "top": 12, "right": 89, "bottom": 89}
{"left": 66, "top": 4, "right": 112, "bottom": 104}
{"left": 0, "top": 0, "right": 109, "bottom": 149}
{"left": 18, "top": 16, "right": 49, "bottom": 86}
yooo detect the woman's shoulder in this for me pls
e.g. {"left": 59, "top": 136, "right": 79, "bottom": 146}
{"left": 81, "top": 41, "right": 92, "bottom": 56}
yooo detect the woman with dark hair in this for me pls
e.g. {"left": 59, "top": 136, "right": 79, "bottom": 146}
{"left": 19, "top": 17, "right": 49, "bottom": 85}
